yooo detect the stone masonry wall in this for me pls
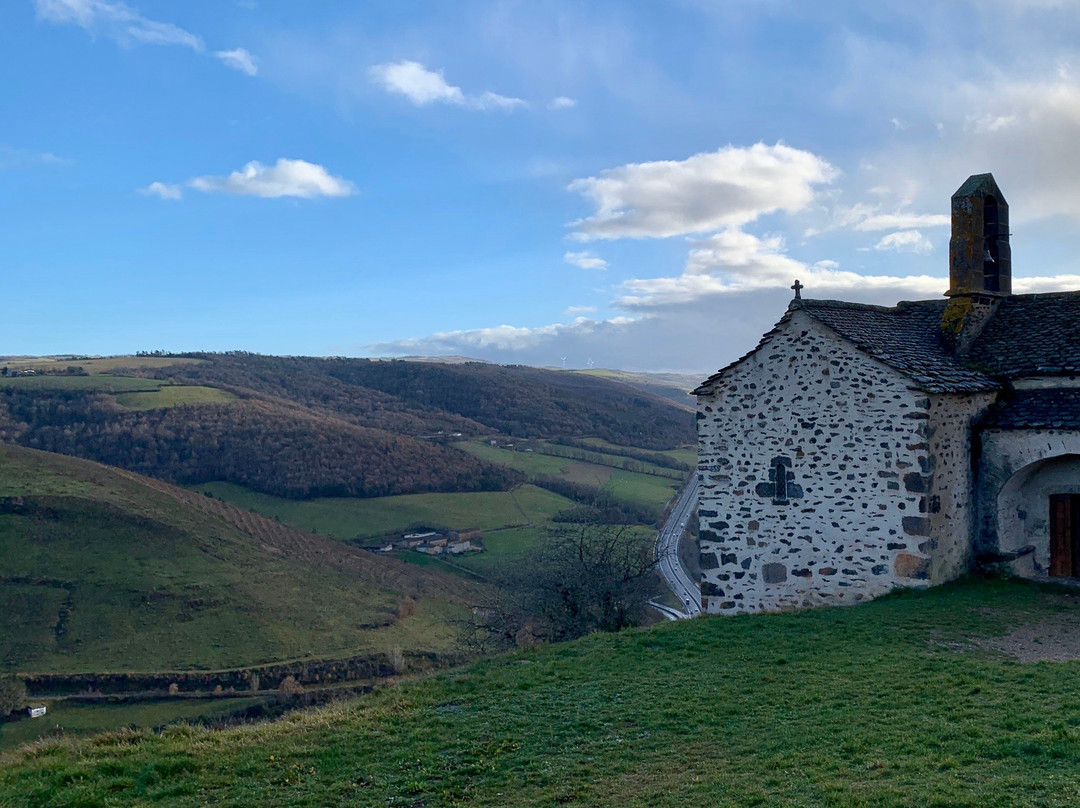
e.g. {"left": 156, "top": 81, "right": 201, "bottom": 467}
{"left": 696, "top": 309, "right": 943, "bottom": 615}
{"left": 924, "top": 393, "right": 995, "bottom": 584}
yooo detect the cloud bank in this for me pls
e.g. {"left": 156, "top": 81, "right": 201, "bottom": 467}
{"left": 567, "top": 143, "right": 838, "bottom": 240}
{"left": 145, "top": 159, "right": 355, "bottom": 200}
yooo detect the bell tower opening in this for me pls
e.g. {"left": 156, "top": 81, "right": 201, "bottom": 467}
{"left": 947, "top": 173, "right": 1011, "bottom": 297}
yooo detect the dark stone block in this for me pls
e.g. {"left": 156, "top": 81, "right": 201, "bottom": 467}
{"left": 871, "top": 564, "right": 888, "bottom": 575}
{"left": 701, "top": 581, "right": 723, "bottom": 596}
{"left": 762, "top": 562, "right": 787, "bottom": 583}
{"left": 791, "top": 568, "right": 812, "bottom": 578}
{"left": 699, "top": 509, "right": 719, "bottom": 518}
{"left": 720, "top": 552, "right": 738, "bottom": 566}
{"left": 904, "top": 473, "right": 931, "bottom": 493}
{"left": 700, "top": 552, "right": 720, "bottom": 570}
{"left": 902, "top": 516, "right": 931, "bottom": 536}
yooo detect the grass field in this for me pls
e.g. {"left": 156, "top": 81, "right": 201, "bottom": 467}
{"left": 197, "top": 483, "right": 574, "bottom": 540}
{"left": 0, "top": 357, "right": 205, "bottom": 375}
{"left": 113, "top": 386, "right": 236, "bottom": 410}
{"left": 0, "top": 444, "right": 474, "bottom": 673}
{"left": 0, "top": 697, "right": 265, "bottom": 753}
{"left": 457, "top": 441, "right": 682, "bottom": 510}
{"left": 578, "top": 437, "right": 697, "bottom": 470}
{"left": 6, "top": 579, "right": 1080, "bottom": 805}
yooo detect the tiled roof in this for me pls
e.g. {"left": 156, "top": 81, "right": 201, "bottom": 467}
{"left": 795, "top": 298, "right": 999, "bottom": 393}
{"left": 696, "top": 290, "right": 1080, "bottom": 397}
{"left": 968, "top": 291, "right": 1080, "bottom": 377}
{"left": 980, "top": 389, "right": 1080, "bottom": 430}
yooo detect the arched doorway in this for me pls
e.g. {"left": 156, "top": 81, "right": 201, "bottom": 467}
{"left": 997, "top": 454, "right": 1080, "bottom": 577}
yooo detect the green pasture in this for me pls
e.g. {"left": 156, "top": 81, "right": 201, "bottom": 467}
{"left": 10, "top": 580, "right": 1080, "bottom": 805}
{"left": 114, "top": 386, "right": 236, "bottom": 410}
{"left": 578, "top": 437, "right": 697, "bottom": 469}
{"left": 197, "top": 483, "right": 574, "bottom": 540}
{"left": 0, "top": 356, "right": 204, "bottom": 375}
{"left": 0, "top": 445, "right": 469, "bottom": 673}
{"left": 0, "top": 697, "right": 265, "bottom": 753}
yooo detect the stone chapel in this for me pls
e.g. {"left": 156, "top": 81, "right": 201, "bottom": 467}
{"left": 695, "top": 173, "right": 1080, "bottom": 614}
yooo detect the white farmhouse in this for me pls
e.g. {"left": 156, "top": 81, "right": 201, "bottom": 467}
{"left": 695, "top": 174, "right": 1080, "bottom": 614}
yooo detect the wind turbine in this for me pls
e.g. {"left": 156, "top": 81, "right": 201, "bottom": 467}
{"left": 560, "top": 356, "right": 567, "bottom": 368}
{"left": 586, "top": 358, "right": 595, "bottom": 369}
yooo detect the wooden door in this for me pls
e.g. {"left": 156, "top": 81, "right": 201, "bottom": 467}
{"left": 1049, "top": 494, "right": 1080, "bottom": 577}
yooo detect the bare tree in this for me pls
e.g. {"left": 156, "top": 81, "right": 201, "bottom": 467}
{"left": 466, "top": 522, "right": 658, "bottom": 649}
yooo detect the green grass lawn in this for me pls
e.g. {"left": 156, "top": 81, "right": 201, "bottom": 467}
{"left": 7, "top": 579, "right": 1080, "bottom": 806}
{"left": 197, "top": 483, "right": 574, "bottom": 540}
{"left": 0, "top": 697, "right": 265, "bottom": 753}
{"left": 113, "top": 386, "right": 236, "bottom": 410}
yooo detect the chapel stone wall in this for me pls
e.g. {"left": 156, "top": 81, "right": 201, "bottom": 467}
{"left": 924, "top": 393, "right": 996, "bottom": 584}
{"left": 697, "top": 311, "right": 939, "bottom": 614}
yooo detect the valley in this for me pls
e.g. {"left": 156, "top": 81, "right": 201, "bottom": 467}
{"left": 0, "top": 353, "right": 696, "bottom": 751}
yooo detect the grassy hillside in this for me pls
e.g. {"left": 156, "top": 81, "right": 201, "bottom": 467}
{"left": 5, "top": 579, "right": 1080, "bottom": 805}
{"left": 195, "top": 482, "right": 573, "bottom": 541}
{"left": 0, "top": 445, "right": 475, "bottom": 674}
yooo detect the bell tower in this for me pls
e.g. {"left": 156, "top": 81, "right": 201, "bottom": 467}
{"left": 947, "top": 173, "right": 1011, "bottom": 297}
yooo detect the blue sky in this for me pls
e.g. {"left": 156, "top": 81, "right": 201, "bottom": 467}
{"left": 4, "top": 0, "right": 1080, "bottom": 373}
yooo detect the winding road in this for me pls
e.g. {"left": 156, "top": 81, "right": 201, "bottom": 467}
{"left": 654, "top": 474, "right": 701, "bottom": 618}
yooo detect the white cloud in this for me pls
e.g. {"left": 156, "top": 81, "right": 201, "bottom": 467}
{"left": 567, "top": 143, "right": 837, "bottom": 240}
{"left": 368, "top": 60, "right": 525, "bottom": 111}
{"left": 565, "top": 305, "right": 597, "bottom": 314}
{"left": 549, "top": 96, "right": 577, "bottom": 109}
{"left": 563, "top": 251, "right": 609, "bottom": 270}
{"left": 0, "top": 145, "right": 71, "bottom": 169}
{"left": 215, "top": 47, "right": 258, "bottom": 76}
{"left": 151, "top": 159, "right": 355, "bottom": 199}
{"left": 617, "top": 228, "right": 944, "bottom": 308}
{"left": 140, "top": 181, "right": 182, "bottom": 200}
{"left": 874, "top": 230, "right": 933, "bottom": 254}
{"left": 33, "top": 0, "right": 203, "bottom": 50}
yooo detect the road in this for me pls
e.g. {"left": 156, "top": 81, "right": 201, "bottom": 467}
{"left": 654, "top": 474, "right": 701, "bottom": 618}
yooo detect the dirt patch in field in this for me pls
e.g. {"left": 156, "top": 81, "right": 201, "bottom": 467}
{"left": 976, "top": 598, "right": 1080, "bottom": 661}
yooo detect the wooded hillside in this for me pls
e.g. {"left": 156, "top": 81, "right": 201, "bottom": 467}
{"left": 0, "top": 355, "right": 694, "bottom": 500}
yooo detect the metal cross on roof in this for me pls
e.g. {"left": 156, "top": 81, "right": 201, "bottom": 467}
{"left": 791, "top": 279, "right": 803, "bottom": 300}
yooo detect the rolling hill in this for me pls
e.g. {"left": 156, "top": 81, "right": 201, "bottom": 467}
{"left": 0, "top": 444, "right": 476, "bottom": 674}
{"left": 0, "top": 355, "right": 694, "bottom": 501}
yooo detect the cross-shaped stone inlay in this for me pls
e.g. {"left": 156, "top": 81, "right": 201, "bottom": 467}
{"left": 754, "top": 456, "right": 804, "bottom": 505}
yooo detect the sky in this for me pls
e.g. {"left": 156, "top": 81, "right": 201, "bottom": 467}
{"left": 5, "top": 0, "right": 1080, "bottom": 374}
